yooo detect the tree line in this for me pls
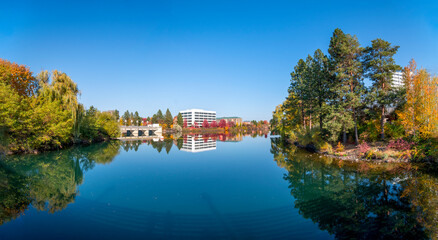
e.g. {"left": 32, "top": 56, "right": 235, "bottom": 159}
{"left": 118, "top": 108, "right": 183, "bottom": 129}
{"left": 271, "top": 29, "right": 438, "bottom": 149}
{"left": 0, "top": 59, "right": 120, "bottom": 154}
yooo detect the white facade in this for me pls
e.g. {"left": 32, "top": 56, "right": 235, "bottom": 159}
{"left": 180, "top": 135, "right": 217, "bottom": 153}
{"left": 391, "top": 71, "right": 404, "bottom": 89}
{"left": 179, "top": 109, "right": 216, "bottom": 127}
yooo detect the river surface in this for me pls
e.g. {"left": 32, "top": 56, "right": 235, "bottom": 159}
{"left": 1, "top": 134, "right": 437, "bottom": 239}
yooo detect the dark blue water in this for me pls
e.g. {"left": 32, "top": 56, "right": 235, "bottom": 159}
{"left": 1, "top": 135, "right": 437, "bottom": 239}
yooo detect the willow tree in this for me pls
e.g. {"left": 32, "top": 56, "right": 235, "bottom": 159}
{"left": 363, "top": 38, "right": 400, "bottom": 140}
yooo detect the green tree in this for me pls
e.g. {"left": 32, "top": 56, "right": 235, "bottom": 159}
{"left": 309, "top": 49, "right": 332, "bottom": 130}
{"left": 122, "top": 110, "right": 130, "bottom": 125}
{"left": 134, "top": 111, "right": 140, "bottom": 126}
{"left": 326, "top": 28, "right": 364, "bottom": 144}
{"left": 156, "top": 109, "right": 164, "bottom": 124}
{"left": 363, "top": 38, "right": 401, "bottom": 140}
{"left": 177, "top": 113, "right": 183, "bottom": 126}
{"left": 164, "top": 108, "right": 173, "bottom": 127}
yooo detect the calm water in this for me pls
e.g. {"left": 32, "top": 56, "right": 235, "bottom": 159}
{"left": 1, "top": 134, "right": 437, "bottom": 239}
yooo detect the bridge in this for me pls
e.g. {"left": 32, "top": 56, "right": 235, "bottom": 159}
{"left": 119, "top": 125, "right": 162, "bottom": 138}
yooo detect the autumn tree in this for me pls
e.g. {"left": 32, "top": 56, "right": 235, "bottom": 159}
{"left": 183, "top": 119, "right": 188, "bottom": 128}
{"left": 398, "top": 60, "right": 438, "bottom": 138}
{"left": 210, "top": 120, "right": 218, "bottom": 128}
{"left": 202, "top": 119, "right": 210, "bottom": 128}
{"left": 0, "top": 59, "right": 38, "bottom": 97}
{"left": 218, "top": 119, "right": 227, "bottom": 128}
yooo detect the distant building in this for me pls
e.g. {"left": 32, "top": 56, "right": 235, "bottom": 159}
{"left": 242, "top": 121, "right": 251, "bottom": 125}
{"left": 391, "top": 71, "right": 404, "bottom": 89}
{"left": 181, "top": 135, "right": 216, "bottom": 153}
{"left": 216, "top": 117, "right": 242, "bottom": 125}
{"left": 179, "top": 109, "right": 216, "bottom": 127}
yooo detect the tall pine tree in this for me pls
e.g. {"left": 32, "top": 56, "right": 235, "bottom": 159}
{"left": 363, "top": 38, "right": 400, "bottom": 140}
{"left": 326, "top": 28, "right": 363, "bottom": 144}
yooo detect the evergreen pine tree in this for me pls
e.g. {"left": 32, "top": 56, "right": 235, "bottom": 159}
{"left": 363, "top": 38, "right": 401, "bottom": 140}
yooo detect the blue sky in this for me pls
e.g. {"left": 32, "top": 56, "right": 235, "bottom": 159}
{"left": 1, "top": 0, "right": 437, "bottom": 120}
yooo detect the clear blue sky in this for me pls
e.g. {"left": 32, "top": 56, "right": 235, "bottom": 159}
{"left": 1, "top": 0, "right": 437, "bottom": 120}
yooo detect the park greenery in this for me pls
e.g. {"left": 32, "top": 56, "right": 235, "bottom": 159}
{"left": 0, "top": 59, "right": 120, "bottom": 154}
{"left": 271, "top": 28, "right": 438, "bottom": 162}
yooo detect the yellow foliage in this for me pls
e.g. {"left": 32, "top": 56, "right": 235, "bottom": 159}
{"left": 336, "top": 142, "right": 345, "bottom": 152}
{"left": 398, "top": 60, "right": 438, "bottom": 138}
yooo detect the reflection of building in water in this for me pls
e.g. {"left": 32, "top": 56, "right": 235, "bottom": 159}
{"left": 181, "top": 135, "right": 216, "bottom": 153}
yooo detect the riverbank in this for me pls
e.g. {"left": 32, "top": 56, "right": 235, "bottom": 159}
{"left": 1, "top": 137, "right": 118, "bottom": 156}
{"left": 290, "top": 138, "right": 437, "bottom": 164}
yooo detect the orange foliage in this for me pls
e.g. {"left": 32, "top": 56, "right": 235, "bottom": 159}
{"left": 0, "top": 59, "right": 37, "bottom": 97}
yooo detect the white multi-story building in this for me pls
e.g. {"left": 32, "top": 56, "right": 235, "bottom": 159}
{"left": 391, "top": 71, "right": 404, "bottom": 89}
{"left": 181, "top": 135, "right": 217, "bottom": 153}
{"left": 179, "top": 109, "right": 216, "bottom": 127}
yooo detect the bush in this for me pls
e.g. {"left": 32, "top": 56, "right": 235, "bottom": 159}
{"left": 336, "top": 142, "right": 345, "bottom": 152}
{"left": 387, "top": 138, "right": 414, "bottom": 151}
{"left": 358, "top": 119, "right": 380, "bottom": 142}
{"left": 385, "top": 121, "right": 405, "bottom": 139}
{"left": 320, "top": 142, "right": 333, "bottom": 154}
{"left": 358, "top": 141, "right": 370, "bottom": 155}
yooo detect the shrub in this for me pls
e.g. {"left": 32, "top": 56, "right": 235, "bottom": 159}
{"left": 385, "top": 121, "right": 405, "bottom": 139}
{"left": 336, "top": 142, "right": 345, "bottom": 152}
{"left": 387, "top": 138, "right": 414, "bottom": 151}
{"left": 320, "top": 142, "right": 333, "bottom": 154}
{"left": 357, "top": 141, "right": 370, "bottom": 155}
{"left": 358, "top": 119, "right": 380, "bottom": 142}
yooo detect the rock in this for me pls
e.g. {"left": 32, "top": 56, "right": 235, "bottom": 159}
{"left": 305, "top": 144, "right": 317, "bottom": 153}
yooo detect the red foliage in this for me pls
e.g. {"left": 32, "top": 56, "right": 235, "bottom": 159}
{"left": 218, "top": 119, "right": 227, "bottom": 128}
{"left": 183, "top": 119, "right": 188, "bottom": 128}
{"left": 202, "top": 119, "right": 210, "bottom": 128}
{"left": 210, "top": 120, "right": 218, "bottom": 128}
{"left": 193, "top": 122, "right": 198, "bottom": 128}
{"left": 227, "top": 121, "right": 236, "bottom": 128}
{"left": 357, "top": 142, "right": 370, "bottom": 154}
{"left": 387, "top": 139, "right": 414, "bottom": 151}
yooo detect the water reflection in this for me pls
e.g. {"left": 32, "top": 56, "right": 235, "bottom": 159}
{"left": 119, "top": 132, "right": 268, "bottom": 154}
{"left": 0, "top": 141, "right": 120, "bottom": 225}
{"left": 270, "top": 137, "right": 438, "bottom": 239}
{"left": 0, "top": 132, "right": 269, "bottom": 225}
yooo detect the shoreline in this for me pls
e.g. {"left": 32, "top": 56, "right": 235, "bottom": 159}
{"left": 291, "top": 140, "right": 425, "bottom": 164}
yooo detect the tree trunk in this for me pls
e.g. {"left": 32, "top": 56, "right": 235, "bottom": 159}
{"left": 319, "top": 102, "right": 323, "bottom": 130}
{"left": 309, "top": 113, "right": 312, "bottom": 129}
{"left": 343, "top": 125, "right": 347, "bottom": 145}
{"left": 380, "top": 105, "right": 385, "bottom": 140}
{"left": 353, "top": 109, "right": 359, "bottom": 145}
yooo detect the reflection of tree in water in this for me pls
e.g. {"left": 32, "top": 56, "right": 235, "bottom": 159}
{"left": 0, "top": 141, "right": 120, "bottom": 224}
{"left": 271, "top": 137, "right": 438, "bottom": 239}
{"left": 164, "top": 138, "right": 173, "bottom": 154}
